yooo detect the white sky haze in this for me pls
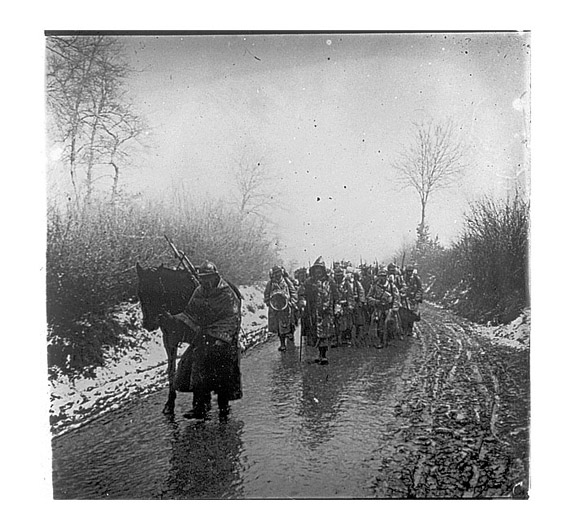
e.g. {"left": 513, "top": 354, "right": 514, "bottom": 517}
{"left": 47, "top": 32, "right": 530, "bottom": 267}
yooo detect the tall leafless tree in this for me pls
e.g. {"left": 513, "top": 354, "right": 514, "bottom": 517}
{"left": 392, "top": 119, "right": 468, "bottom": 244}
{"left": 46, "top": 36, "right": 147, "bottom": 205}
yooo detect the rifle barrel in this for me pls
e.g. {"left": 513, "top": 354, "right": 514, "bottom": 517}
{"left": 164, "top": 235, "right": 199, "bottom": 283}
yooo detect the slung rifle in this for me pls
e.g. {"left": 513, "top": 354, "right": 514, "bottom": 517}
{"left": 164, "top": 235, "right": 200, "bottom": 286}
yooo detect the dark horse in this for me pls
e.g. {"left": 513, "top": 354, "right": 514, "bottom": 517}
{"left": 136, "top": 263, "right": 198, "bottom": 414}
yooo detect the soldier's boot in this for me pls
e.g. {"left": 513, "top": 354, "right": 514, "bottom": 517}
{"left": 278, "top": 335, "right": 286, "bottom": 351}
{"left": 318, "top": 346, "right": 329, "bottom": 365}
{"left": 217, "top": 392, "right": 230, "bottom": 420}
{"left": 183, "top": 391, "right": 210, "bottom": 420}
{"left": 288, "top": 328, "right": 296, "bottom": 346}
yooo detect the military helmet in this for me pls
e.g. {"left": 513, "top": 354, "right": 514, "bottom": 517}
{"left": 197, "top": 260, "right": 218, "bottom": 276}
{"left": 310, "top": 256, "right": 327, "bottom": 275}
{"left": 406, "top": 264, "right": 414, "bottom": 272}
{"left": 388, "top": 262, "right": 396, "bottom": 271}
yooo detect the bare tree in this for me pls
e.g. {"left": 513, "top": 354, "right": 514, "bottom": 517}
{"left": 99, "top": 103, "right": 148, "bottom": 202}
{"left": 392, "top": 119, "right": 468, "bottom": 243}
{"left": 46, "top": 36, "right": 101, "bottom": 201}
{"left": 232, "top": 149, "right": 281, "bottom": 221}
{"left": 46, "top": 36, "right": 147, "bottom": 205}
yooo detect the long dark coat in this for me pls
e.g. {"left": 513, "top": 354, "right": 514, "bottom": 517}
{"left": 264, "top": 276, "right": 297, "bottom": 336}
{"left": 299, "top": 277, "right": 339, "bottom": 347}
{"left": 174, "top": 277, "right": 242, "bottom": 401}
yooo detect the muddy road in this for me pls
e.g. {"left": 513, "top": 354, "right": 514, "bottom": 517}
{"left": 51, "top": 304, "right": 529, "bottom": 499}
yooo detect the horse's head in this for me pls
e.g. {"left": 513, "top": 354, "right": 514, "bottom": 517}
{"left": 136, "top": 262, "right": 197, "bottom": 332}
{"left": 136, "top": 262, "right": 167, "bottom": 331}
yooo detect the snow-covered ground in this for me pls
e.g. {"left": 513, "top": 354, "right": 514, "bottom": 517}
{"left": 473, "top": 307, "right": 530, "bottom": 351}
{"left": 427, "top": 301, "right": 531, "bottom": 352}
{"left": 49, "top": 283, "right": 269, "bottom": 437}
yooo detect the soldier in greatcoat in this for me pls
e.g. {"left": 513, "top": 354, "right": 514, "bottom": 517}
{"left": 367, "top": 268, "right": 400, "bottom": 348}
{"left": 352, "top": 270, "right": 367, "bottom": 346}
{"left": 164, "top": 261, "right": 242, "bottom": 420}
{"left": 298, "top": 257, "right": 340, "bottom": 365}
{"left": 264, "top": 265, "right": 298, "bottom": 351}
{"left": 402, "top": 264, "right": 423, "bottom": 335}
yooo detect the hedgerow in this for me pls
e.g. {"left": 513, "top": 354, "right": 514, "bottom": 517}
{"left": 412, "top": 193, "right": 529, "bottom": 324}
{"left": 47, "top": 193, "right": 279, "bottom": 371}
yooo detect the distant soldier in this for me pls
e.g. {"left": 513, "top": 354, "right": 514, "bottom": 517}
{"left": 264, "top": 265, "right": 297, "bottom": 351}
{"left": 298, "top": 257, "right": 340, "bottom": 364}
{"left": 332, "top": 267, "right": 347, "bottom": 347}
{"left": 337, "top": 270, "right": 357, "bottom": 347}
{"left": 387, "top": 272, "right": 404, "bottom": 341}
{"left": 352, "top": 270, "right": 367, "bottom": 345}
{"left": 294, "top": 267, "right": 308, "bottom": 285}
{"left": 367, "top": 268, "right": 399, "bottom": 348}
{"left": 387, "top": 262, "right": 405, "bottom": 291}
{"left": 402, "top": 264, "right": 423, "bottom": 335}
{"left": 282, "top": 268, "right": 299, "bottom": 335}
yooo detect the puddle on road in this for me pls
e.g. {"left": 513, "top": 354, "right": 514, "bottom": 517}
{"left": 52, "top": 331, "right": 415, "bottom": 499}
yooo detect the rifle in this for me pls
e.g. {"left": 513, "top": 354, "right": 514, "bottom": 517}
{"left": 164, "top": 235, "right": 200, "bottom": 286}
{"left": 401, "top": 251, "right": 406, "bottom": 273}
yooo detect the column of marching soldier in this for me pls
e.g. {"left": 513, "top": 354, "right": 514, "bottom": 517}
{"left": 264, "top": 257, "right": 424, "bottom": 365}
{"left": 155, "top": 255, "right": 424, "bottom": 419}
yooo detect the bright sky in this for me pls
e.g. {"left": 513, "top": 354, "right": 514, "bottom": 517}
{"left": 48, "top": 32, "right": 530, "bottom": 266}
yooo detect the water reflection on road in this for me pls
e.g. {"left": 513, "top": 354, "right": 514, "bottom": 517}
{"left": 52, "top": 331, "right": 413, "bottom": 499}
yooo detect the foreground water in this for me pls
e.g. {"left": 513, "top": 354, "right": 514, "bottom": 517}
{"left": 52, "top": 330, "right": 413, "bottom": 499}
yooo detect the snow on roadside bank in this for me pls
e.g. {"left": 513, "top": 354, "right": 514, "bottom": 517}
{"left": 49, "top": 283, "right": 269, "bottom": 438}
{"left": 426, "top": 301, "right": 530, "bottom": 351}
{"left": 474, "top": 307, "right": 530, "bottom": 351}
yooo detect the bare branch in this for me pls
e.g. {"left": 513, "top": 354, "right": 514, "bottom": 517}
{"left": 46, "top": 35, "right": 150, "bottom": 204}
{"left": 231, "top": 149, "right": 284, "bottom": 221}
{"left": 391, "top": 118, "right": 468, "bottom": 233}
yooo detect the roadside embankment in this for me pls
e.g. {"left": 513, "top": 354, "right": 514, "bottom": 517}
{"left": 48, "top": 283, "right": 269, "bottom": 437}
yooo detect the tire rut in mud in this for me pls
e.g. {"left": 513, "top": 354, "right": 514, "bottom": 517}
{"left": 371, "top": 304, "right": 529, "bottom": 499}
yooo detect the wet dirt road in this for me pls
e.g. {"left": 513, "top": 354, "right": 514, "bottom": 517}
{"left": 52, "top": 329, "right": 415, "bottom": 499}
{"left": 51, "top": 304, "right": 529, "bottom": 499}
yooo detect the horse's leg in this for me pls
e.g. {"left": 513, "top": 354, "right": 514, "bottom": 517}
{"left": 162, "top": 330, "right": 178, "bottom": 415}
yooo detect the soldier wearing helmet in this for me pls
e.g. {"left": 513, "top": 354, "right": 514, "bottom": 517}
{"left": 335, "top": 268, "right": 358, "bottom": 347}
{"left": 264, "top": 265, "right": 298, "bottom": 351}
{"left": 402, "top": 264, "right": 423, "bottom": 335}
{"left": 298, "top": 256, "right": 340, "bottom": 364}
{"left": 351, "top": 270, "right": 367, "bottom": 345}
{"left": 367, "top": 267, "right": 400, "bottom": 348}
{"left": 332, "top": 267, "right": 348, "bottom": 347}
{"left": 163, "top": 260, "right": 242, "bottom": 420}
{"left": 387, "top": 262, "right": 405, "bottom": 291}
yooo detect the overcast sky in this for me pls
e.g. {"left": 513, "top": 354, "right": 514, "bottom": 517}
{"left": 48, "top": 32, "right": 530, "bottom": 267}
